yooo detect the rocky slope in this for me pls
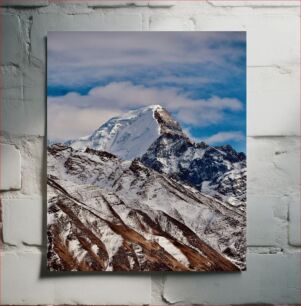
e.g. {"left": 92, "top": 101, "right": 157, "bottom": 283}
{"left": 140, "top": 134, "right": 246, "bottom": 209}
{"left": 47, "top": 144, "right": 246, "bottom": 272}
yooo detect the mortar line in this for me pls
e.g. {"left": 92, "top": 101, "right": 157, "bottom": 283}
{"left": 0, "top": 2, "right": 3, "bottom": 304}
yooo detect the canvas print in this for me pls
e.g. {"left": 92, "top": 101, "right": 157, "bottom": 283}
{"left": 47, "top": 32, "right": 246, "bottom": 272}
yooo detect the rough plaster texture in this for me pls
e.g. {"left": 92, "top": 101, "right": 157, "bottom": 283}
{"left": 0, "top": 0, "right": 300, "bottom": 304}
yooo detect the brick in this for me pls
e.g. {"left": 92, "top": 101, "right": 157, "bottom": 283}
{"left": 149, "top": 15, "right": 195, "bottom": 31}
{"left": 0, "top": 65, "right": 44, "bottom": 136}
{"left": 2, "top": 64, "right": 47, "bottom": 136}
{"left": 2, "top": 252, "right": 55, "bottom": 304}
{"left": 0, "top": 143, "right": 21, "bottom": 191}
{"left": 2, "top": 198, "right": 43, "bottom": 246}
{"left": 18, "top": 137, "right": 44, "bottom": 196}
{"left": 31, "top": 13, "right": 142, "bottom": 64}
{"left": 53, "top": 272, "right": 150, "bottom": 304}
{"left": 272, "top": 138, "right": 300, "bottom": 194}
{"left": 207, "top": 0, "right": 300, "bottom": 7}
{"left": 22, "top": 65, "right": 45, "bottom": 136}
{"left": 0, "top": 137, "right": 44, "bottom": 196}
{"left": 250, "top": 13, "right": 300, "bottom": 68}
{"left": 2, "top": 80, "right": 45, "bottom": 136}
{"left": 247, "top": 137, "right": 299, "bottom": 197}
{"left": 0, "top": 0, "right": 49, "bottom": 6}
{"left": 2, "top": 99, "right": 45, "bottom": 137}
{"left": 1, "top": 65, "right": 22, "bottom": 102}
{"left": 288, "top": 193, "right": 300, "bottom": 246}
{"left": 248, "top": 66, "right": 300, "bottom": 136}
{"left": 247, "top": 195, "right": 276, "bottom": 246}
{"left": 2, "top": 13, "right": 25, "bottom": 65}
{"left": 148, "top": 1, "right": 175, "bottom": 7}
{"left": 193, "top": 10, "right": 300, "bottom": 68}
{"left": 247, "top": 195, "right": 288, "bottom": 248}
{"left": 2, "top": 251, "right": 151, "bottom": 304}
{"left": 163, "top": 253, "right": 300, "bottom": 304}
{"left": 1, "top": 66, "right": 44, "bottom": 135}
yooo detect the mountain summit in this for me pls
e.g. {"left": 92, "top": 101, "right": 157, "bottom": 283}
{"left": 68, "top": 105, "right": 185, "bottom": 160}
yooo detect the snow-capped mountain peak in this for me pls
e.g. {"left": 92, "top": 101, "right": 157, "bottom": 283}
{"left": 47, "top": 104, "right": 246, "bottom": 272}
{"left": 67, "top": 104, "right": 185, "bottom": 160}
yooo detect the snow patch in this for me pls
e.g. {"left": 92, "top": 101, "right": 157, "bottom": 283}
{"left": 154, "top": 236, "right": 189, "bottom": 267}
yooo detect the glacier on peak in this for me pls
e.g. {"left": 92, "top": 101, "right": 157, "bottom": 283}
{"left": 68, "top": 105, "right": 161, "bottom": 160}
{"left": 67, "top": 104, "right": 184, "bottom": 160}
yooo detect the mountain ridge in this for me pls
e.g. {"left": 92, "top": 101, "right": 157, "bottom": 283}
{"left": 47, "top": 144, "right": 246, "bottom": 271}
{"left": 63, "top": 104, "right": 246, "bottom": 208}
{"left": 47, "top": 105, "right": 246, "bottom": 271}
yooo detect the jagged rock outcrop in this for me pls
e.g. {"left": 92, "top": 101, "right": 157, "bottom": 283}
{"left": 140, "top": 133, "right": 246, "bottom": 209}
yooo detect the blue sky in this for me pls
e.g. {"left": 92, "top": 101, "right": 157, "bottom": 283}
{"left": 48, "top": 32, "right": 246, "bottom": 152}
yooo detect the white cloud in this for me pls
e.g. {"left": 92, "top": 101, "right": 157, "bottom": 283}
{"left": 47, "top": 103, "right": 121, "bottom": 142}
{"left": 48, "top": 81, "right": 244, "bottom": 141}
{"left": 47, "top": 32, "right": 246, "bottom": 144}
{"left": 48, "top": 32, "right": 246, "bottom": 87}
{"left": 148, "top": 76, "right": 217, "bottom": 86}
{"left": 202, "top": 131, "right": 244, "bottom": 144}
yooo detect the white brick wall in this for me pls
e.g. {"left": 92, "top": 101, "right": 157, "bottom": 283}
{"left": 0, "top": 0, "right": 300, "bottom": 304}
